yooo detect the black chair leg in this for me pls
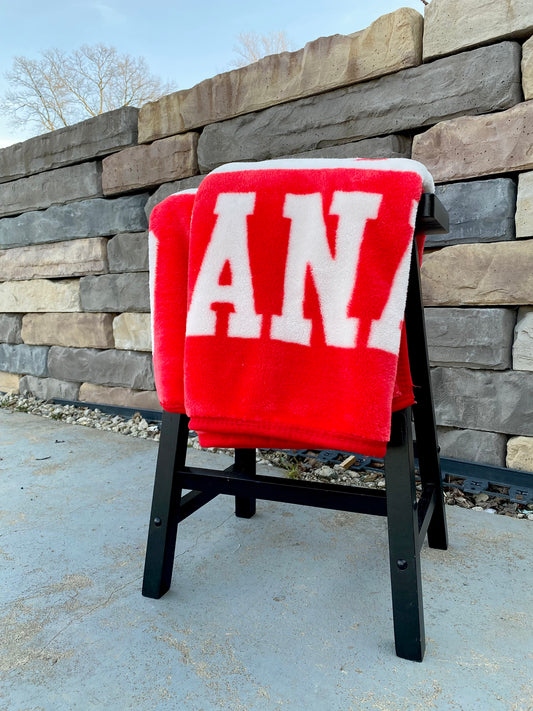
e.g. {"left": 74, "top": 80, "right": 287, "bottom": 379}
{"left": 234, "top": 448, "right": 257, "bottom": 518}
{"left": 413, "top": 402, "right": 448, "bottom": 552}
{"left": 142, "top": 411, "right": 189, "bottom": 599}
{"left": 404, "top": 244, "right": 448, "bottom": 553}
{"left": 385, "top": 408, "right": 425, "bottom": 662}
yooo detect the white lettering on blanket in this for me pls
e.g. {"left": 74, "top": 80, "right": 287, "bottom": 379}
{"left": 271, "top": 191, "right": 382, "bottom": 346}
{"left": 187, "top": 191, "right": 413, "bottom": 351}
{"left": 187, "top": 192, "right": 263, "bottom": 338}
{"left": 367, "top": 200, "right": 417, "bottom": 355}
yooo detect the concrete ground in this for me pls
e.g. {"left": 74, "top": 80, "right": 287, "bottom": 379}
{"left": 0, "top": 409, "right": 532, "bottom": 711}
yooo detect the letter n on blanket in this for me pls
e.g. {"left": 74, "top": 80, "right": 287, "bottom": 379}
{"left": 184, "top": 159, "right": 433, "bottom": 457}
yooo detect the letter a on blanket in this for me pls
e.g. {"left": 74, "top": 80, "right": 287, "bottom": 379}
{"left": 187, "top": 192, "right": 262, "bottom": 338}
{"left": 181, "top": 158, "right": 434, "bottom": 456}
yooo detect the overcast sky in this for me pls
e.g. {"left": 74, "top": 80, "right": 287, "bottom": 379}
{"left": 0, "top": 0, "right": 425, "bottom": 147}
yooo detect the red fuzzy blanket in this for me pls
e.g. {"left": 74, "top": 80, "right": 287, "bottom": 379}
{"left": 150, "top": 158, "right": 433, "bottom": 457}
{"left": 149, "top": 189, "right": 197, "bottom": 413}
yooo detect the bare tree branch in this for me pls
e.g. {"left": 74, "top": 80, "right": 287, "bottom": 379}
{"left": 231, "top": 31, "right": 293, "bottom": 68}
{"left": 0, "top": 44, "right": 175, "bottom": 133}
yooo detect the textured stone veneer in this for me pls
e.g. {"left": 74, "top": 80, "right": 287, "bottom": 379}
{"left": 198, "top": 42, "right": 522, "bottom": 171}
{"left": 0, "top": 1, "right": 532, "bottom": 471}
{"left": 423, "top": 0, "right": 533, "bottom": 60}
{"left": 138, "top": 9, "right": 423, "bottom": 142}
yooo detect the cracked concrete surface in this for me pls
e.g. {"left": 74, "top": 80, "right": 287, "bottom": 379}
{"left": 0, "top": 409, "right": 532, "bottom": 710}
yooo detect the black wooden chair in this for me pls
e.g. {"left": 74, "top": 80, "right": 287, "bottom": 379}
{"left": 142, "top": 193, "right": 449, "bottom": 662}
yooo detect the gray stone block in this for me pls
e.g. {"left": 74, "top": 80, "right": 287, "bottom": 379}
{"left": 429, "top": 179, "right": 517, "bottom": 248}
{"left": 80, "top": 273, "right": 150, "bottom": 312}
{"left": 19, "top": 375, "right": 80, "bottom": 401}
{"left": 0, "top": 107, "right": 138, "bottom": 183}
{"left": 107, "top": 232, "right": 149, "bottom": 273}
{"left": 0, "top": 162, "right": 103, "bottom": 218}
{"left": 198, "top": 42, "right": 522, "bottom": 171}
{"left": 425, "top": 308, "right": 515, "bottom": 369}
{"left": 145, "top": 175, "right": 204, "bottom": 219}
{"left": 436, "top": 427, "right": 507, "bottom": 467}
{"left": 0, "top": 195, "right": 148, "bottom": 249}
{"left": 0, "top": 314, "right": 22, "bottom": 344}
{"left": 47, "top": 346, "right": 154, "bottom": 389}
{"left": 431, "top": 367, "right": 533, "bottom": 436}
{"left": 0, "top": 343, "right": 49, "bottom": 376}
{"left": 279, "top": 135, "right": 412, "bottom": 160}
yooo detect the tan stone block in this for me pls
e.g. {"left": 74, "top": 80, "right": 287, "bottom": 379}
{"left": 423, "top": 0, "right": 533, "bottom": 60}
{"left": 0, "top": 279, "right": 80, "bottom": 312}
{"left": 412, "top": 102, "right": 533, "bottom": 183}
{"left": 506, "top": 436, "right": 533, "bottom": 472}
{"left": 516, "top": 171, "right": 533, "bottom": 239}
{"left": 113, "top": 313, "right": 151, "bottom": 352}
{"left": 513, "top": 307, "right": 533, "bottom": 371}
{"left": 79, "top": 382, "right": 161, "bottom": 410}
{"left": 102, "top": 134, "right": 198, "bottom": 195}
{"left": 138, "top": 8, "right": 423, "bottom": 142}
{"left": 523, "top": 36, "right": 533, "bottom": 101}
{"left": 0, "top": 238, "right": 108, "bottom": 281}
{"left": 0, "top": 371, "right": 20, "bottom": 393}
{"left": 421, "top": 241, "right": 533, "bottom": 306}
{"left": 22, "top": 313, "right": 114, "bottom": 348}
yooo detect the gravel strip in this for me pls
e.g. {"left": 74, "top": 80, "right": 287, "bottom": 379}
{"left": 1, "top": 392, "right": 531, "bottom": 520}
{"left": 0, "top": 393, "right": 162, "bottom": 439}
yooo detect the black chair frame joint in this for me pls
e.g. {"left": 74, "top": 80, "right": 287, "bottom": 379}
{"left": 142, "top": 193, "right": 449, "bottom": 663}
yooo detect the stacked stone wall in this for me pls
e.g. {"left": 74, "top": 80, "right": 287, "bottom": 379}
{"left": 0, "top": 0, "right": 532, "bottom": 472}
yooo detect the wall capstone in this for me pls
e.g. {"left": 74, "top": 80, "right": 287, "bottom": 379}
{"left": 423, "top": 0, "right": 533, "bottom": 60}
{"left": 138, "top": 8, "right": 423, "bottom": 142}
